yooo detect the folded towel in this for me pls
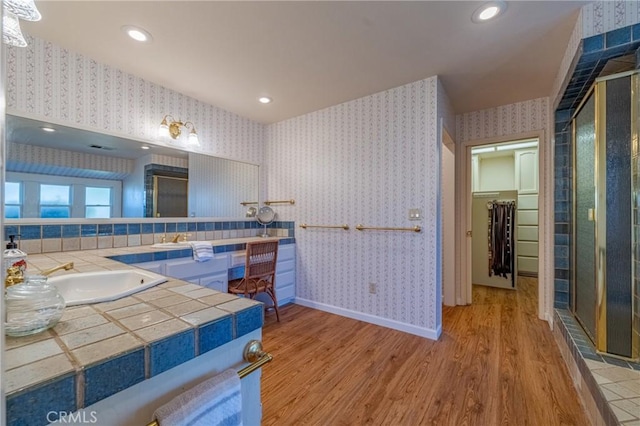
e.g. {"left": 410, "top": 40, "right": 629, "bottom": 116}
{"left": 153, "top": 369, "right": 242, "bottom": 426}
{"left": 190, "top": 242, "right": 214, "bottom": 262}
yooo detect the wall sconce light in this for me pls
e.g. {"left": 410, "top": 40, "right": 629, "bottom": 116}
{"left": 159, "top": 115, "right": 200, "bottom": 147}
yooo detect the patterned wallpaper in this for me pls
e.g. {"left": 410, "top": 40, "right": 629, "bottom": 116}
{"left": 582, "top": 0, "right": 640, "bottom": 38}
{"left": 6, "top": 35, "right": 265, "bottom": 179}
{"left": 455, "top": 97, "right": 549, "bottom": 143}
{"left": 266, "top": 77, "right": 444, "bottom": 336}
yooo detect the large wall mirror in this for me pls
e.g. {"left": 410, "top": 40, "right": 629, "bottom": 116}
{"left": 6, "top": 114, "right": 259, "bottom": 219}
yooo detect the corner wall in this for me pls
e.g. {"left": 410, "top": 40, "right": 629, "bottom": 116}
{"left": 266, "top": 77, "right": 443, "bottom": 337}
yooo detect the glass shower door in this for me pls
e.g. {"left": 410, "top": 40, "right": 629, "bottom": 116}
{"left": 573, "top": 92, "right": 597, "bottom": 342}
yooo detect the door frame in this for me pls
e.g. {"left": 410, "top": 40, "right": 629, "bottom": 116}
{"left": 454, "top": 129, "right": 551, "bottom": 322}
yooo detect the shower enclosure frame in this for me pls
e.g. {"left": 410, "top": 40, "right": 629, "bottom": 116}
{"left": 571, "top": 69, "right": 639, "bottom": 361}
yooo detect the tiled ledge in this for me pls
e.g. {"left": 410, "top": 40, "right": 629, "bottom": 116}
{"left": 553, "top": 310, "right": 640, "bottom": 426}
{"left": 4, "top": 246, "right": 267, "bottom": 425}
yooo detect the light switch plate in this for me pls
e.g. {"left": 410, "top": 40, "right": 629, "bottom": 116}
{"left": 409, "top": 208, "right": 422, "bottom": 221}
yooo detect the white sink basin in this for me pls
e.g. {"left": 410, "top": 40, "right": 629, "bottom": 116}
{"left": 150, "top": 242, "right": 191, "bottom": 249}
{"left": 48, "top": 270, "right": 168, "bottom": 306}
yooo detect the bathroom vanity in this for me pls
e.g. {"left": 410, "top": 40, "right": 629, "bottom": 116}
{"left": 4, "top": 236, "right": 295, "bottom": 426}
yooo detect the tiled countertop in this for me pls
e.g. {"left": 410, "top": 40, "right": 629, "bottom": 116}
{"left": 4, "top": 238, "right": 281, "bottom": 426}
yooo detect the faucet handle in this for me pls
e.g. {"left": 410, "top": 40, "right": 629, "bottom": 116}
{"left": 182, "top": 233, "right": 192, "bottom": 242}
{"left": 160, "top": 234, "right": 167, "bottom": 243}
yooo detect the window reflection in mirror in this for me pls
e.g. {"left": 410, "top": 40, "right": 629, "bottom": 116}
{"left": 5, "top": 114, "right": 259, "bottom": 219}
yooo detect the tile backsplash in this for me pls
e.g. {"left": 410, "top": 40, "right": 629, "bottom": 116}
{"left": 4, "top": 220, "right": 295, "bottom": 255}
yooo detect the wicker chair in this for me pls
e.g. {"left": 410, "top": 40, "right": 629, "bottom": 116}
{"left": 228, "top": 240, "right": 280, "bottom": 321}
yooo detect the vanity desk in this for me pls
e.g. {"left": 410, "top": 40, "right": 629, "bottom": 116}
{"left": 4, "top": 236, "right": 295, "bottom": 426}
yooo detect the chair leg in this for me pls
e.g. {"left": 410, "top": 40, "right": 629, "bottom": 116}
{"left": 267, "top": 289, "right": 280, "bottom": 322}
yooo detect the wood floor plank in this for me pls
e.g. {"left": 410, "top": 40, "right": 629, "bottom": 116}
{"left": 261, "top": 278, "right": 589, "bottom": 425}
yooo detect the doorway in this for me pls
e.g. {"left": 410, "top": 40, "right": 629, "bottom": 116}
{"left": 469, "top": 139, "right": 540, "bottom": 296}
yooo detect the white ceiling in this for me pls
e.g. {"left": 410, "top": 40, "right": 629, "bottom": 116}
{"left": 21, "top": 1, "right": 586, "bottom": 124}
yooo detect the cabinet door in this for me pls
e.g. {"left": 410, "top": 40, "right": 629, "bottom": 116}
{"left": 515, "top": 149, "right": 538, "bottom": 194}
{"left": 199, "top": 272, "right": 228, "bottom": 293}
{"left": 165, "top": 255, "right": 228, "bottom": 280}
{"left": 132, "top": 261, "right": 165, "bottom": 274}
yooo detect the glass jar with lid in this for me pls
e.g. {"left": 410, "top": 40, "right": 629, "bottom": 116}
{"left": 5, "top": 275, "right": 66, "bottom": 337}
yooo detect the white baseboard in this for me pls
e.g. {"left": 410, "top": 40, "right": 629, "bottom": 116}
{"left": 294, "top": 297, "right": 441, "bottom": 340}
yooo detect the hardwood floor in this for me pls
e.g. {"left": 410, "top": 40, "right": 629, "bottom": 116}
{"left": 260, "top": 277, "right": 588, "bottom": 425}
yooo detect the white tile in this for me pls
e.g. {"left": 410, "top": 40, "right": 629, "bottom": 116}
{"left": 59, "top": 322, "right": 126, "bottom": 350}
{"left": 21, "top": 239, "right": 42, "bottom": 254}
{"left": 92, "top": 296, "right": 140, "bottom": 312}
{"left": 141, "top": 234, "right": 154, "bottom": 245}
{"left": 105, "top": 303, "right": 155, "bottom": 320}
{"left": 217, "top": 297, "right": 262, "bottom": 313}
{"left": 54, "top": 313, "right": 108, "bottom": 335}
{"left": 127, "top": 235, "right": 141, "bottom": 247}
{"left": 133, "top": 288, "right": 175, "bottom": 302}
{"left": 119, "top": 310, "right": 172, "bottom": 331}
{"left": 62, "top": 238, "right": 80, "bottom": 251}
{"left": 164, "top": 300, "right": 209, "bottom": 316}
{"left": 149, "top": 294, "right": 191, "bottom": 308}
{"left": 604, "top": 383, "right": 640, "bottom": 399}
{"left": 5, "top": 329, "right": 53, "bottom": 350}
{"left": 71, "top": 333, "right": 142, "bottom": 366}
{"left": 185, "top": 287, "right": 219, "bottom": 299}
{"left": 612, "top": 405, "right": 637, "bottom": 423}
{"left": 134, "top": 318, "right": 192, "bottom": 343}
{"left": 169, "top": 283, "right": 205, "bottom": 295}
{"left": 60, "top": 306, "right": 97, "bottom": 321}
{"left": 42, "top": 238, "right": 62, "bottom": 253}
{"left": 5, "top": 354, "right": 74, "bottom": 394}
{"left": 81, "top": 237, "right": 97, "bottom": 250}
{"left": 180, "top": 306, "right": 229, "bottom": 326}
{"left": 5, "top": 338, "right": 63, "bottom": 370}
{"left": 199, "top": 293, "right": 238, "bottom": 306}
{"left": 611, "top": 399, "right": 640, "bottom": 420}
{"left": 113, "top": 235, "right": 128, "bottom": 248}
{"left": 97, "top": 236, "right": 113, "bottom": 249}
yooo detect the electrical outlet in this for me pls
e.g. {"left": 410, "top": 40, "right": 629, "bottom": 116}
{"left": 409, "top": 208, "right": 422, "bottom": 221}
{"left": 369, "top": 282, "right": 377, "bottom": 294}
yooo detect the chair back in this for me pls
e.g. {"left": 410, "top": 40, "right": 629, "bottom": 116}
{"left": 244, "top": 240, "right": 279, "bottom": 281}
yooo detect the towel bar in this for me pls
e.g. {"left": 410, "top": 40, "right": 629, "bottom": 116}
{"left": 146, "top": 340, "right": 272, "bottom": 426}
{"left": 300, "top": 223, "right": 349, "bottom": 230}
{"left": 264, "top": 199, "right": 295, "bottom": 206}
{"left": 355, "top": 224, "right": 421, "bottom": 233}
{"left": 240, "top": 201, "right": 259, "bottom": 206}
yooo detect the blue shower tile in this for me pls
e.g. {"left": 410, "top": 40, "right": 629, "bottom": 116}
{"left": 583, "top": 34, "right": 604, "bottom": 53}
{"left": 114, "top": 224, "right": 128, "bottom": 236}
{"left": 81, "top": 224, "right": 97, "bottom": 237}
{"left": 554, "top": 279, "right": 569, "bottom": 293}
{"left": 197, "top": 222, "right": 206, "bottom": 231}
{"left": 154, "top": 223, "right": 166, "bottom": 234}
{"left": 153, "top": 251, "right": 168, "bottom": 261}
{"left": 62, "top": 224, "right": 80, "bottom": 238}
{"left": 228, "top": 266, "right": 245, "bottom": 280}
{"left": 632, "top": 23, "right": 640, "bottom": 40}
{"left": 165, "top": 223, "right": 177, "bottom": 233}
{"left": 98, "top": 224, "right": 113, "bottom": 236}
{"left": 141, "top": 223, "right": 154, "bottom": 234}
{"left": 235, "top": 305, "right": 263, "bottom": 338}
{"left": 214, "top": 222, "right": 223, "bottom": 230}
{"left": 84, "top": 349, "right": 145, "bottom": 406}
{"left": 127, "top": 223, "right": 141, "bottom": 234}
{"left": 555, "top": 234, "right": 569, "bottom": 246}
{"left": 187, "top": 222, "right": 196, "bottom": 232}
{"left": 6, "top": 375, "right": 75, "bottom": 426}
{"left": 42, "top": 225, "right": 62, "bottom": 239}
{"left": 205, "top": 222, "right": 214, "bottom": 231}
{"left": 554, "top": 291, "right": 568, "bottom": 305}
{"left": 149, "top": 330, "right": 195, "bottom": 377}
{"left": 177, "top": 223, "right": 187, "bottom": 232}
{"left": 605, "top": 27, "right": 631, "bottom": 48}
{"left": 20, "top": 225, "right": 42, "bottom": 240}
{"left": 198, "top": 317, "right": 233, "bottom": 354}
{"left": 223, "top": 222, "right": 231, "bottom": 230}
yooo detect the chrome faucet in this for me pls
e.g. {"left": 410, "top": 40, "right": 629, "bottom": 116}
{"left": 40, "top": 262, "right": 74, "bottom": 277}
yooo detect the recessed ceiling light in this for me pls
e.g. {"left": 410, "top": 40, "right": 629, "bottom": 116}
{"left": 41, "top": 126, "right": 55, "bottom": 132}
{"left": 258, "top": 97, "right": 272, "bottom": 104}
{"left": 472, "top": 1, "right": 506, "bottom": 23}
{"left": 141, "top": 146, "right": 150, "bottom": 150}
{"left": 122, "top": 25, "right": 152, "bottom": 43}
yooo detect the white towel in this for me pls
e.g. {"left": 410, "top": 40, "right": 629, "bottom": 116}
{"left": 153, "top": 369, "right": 242, "bottom": 426}
{"left": 190, "top": 242, "right": 214, "bottom": 262}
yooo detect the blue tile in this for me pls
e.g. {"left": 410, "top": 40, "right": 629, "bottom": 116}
{"left": 214, "top": 222, "right": 223, "bottom": 230}
{"left": 127, "top": 223, "right": 141, "bottom": 234}
{"left": 6, "top": 375, "right": 75, "bottom": 426}
{"left": 141, "top": 223, "right": 154, "bottom": 234}
{"left": 197, "top": 222, "right": 206, "bottom": 231}
{"left": 153, "top": 251, "right": 168, "bottom": 261}
{"left": 84, "top": 349, "right": 145, "bottom": 406}
{"left": 554, "top": 279, "right": 569, "bottom": 293}
{"left": 235, "top": 305, "right": 264, "bottom": 338}
{"left": 228, "top": 266, "right": 245, "bottom": 280}
{"left": 583, "top": 34, "right": 604, "bottom": 53}
{"left": 81, "top": 224, "right": 97, "bottom": 237}
{"left": 62, "top": 224, "right": 80, "bottom": 238}
{"left": 555, "top": 291, "right": 569, "bottom": 305}
{"left": 187, "top": 222, "right": 197, "bottom": 232}
{"left": 199, "top": 317, "right": 233, "bottom": 354}
{"left": 166, "top": 223, "right": 177, "bottom": 233}
{"left": 43, "top": 225, "right": 62, "bottom": 239}
{"left": 4, "top": 225, "right": 19, "bottom": 241}
{"left": 205, "top": 222, "right": 214, "bottom": 231}
{"left": 633, "top": 23, "right": 640, "bottom": 41}
{"left": 223, "top": 222, "right": 231, "bottom": 230}
{"left": 177, "top": 222, "right": 187, "bottom": 232}
{"left": 114, "top": 224, "right": 128, "bottom": 236}
{"left": 555, "top": 234, "right": 569, "bottom": 246}
{"left": 98, "top": 224, "right": 113, "bottom": 236}
{"left": 20, "top": 225, "right": 42, "bottom": 240}
{"left": 606, "top": 27, "right": 631, "bottom": 48}
{"left": 149, "top": 330, "right": 195, "bottom": 376}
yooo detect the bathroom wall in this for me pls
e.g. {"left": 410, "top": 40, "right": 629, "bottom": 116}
{"left": 265, "top": 77, "right": 450, "bottom": 337}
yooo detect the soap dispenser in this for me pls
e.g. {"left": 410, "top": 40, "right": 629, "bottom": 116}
{"left": 3, "top": 235, "right": 28, "bottom": 285}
